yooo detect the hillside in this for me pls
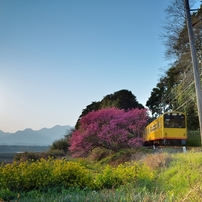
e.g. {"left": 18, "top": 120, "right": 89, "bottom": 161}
{"left": 0, "top": 125, "right": 73, "bottom": 146}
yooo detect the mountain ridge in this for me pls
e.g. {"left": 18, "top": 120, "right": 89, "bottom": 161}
{"left": 0, "top": 125, "right": 73, "bottom": 146}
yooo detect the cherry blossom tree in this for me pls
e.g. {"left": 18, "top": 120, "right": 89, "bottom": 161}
{"left": 69, "top": 108, "right": 148, "bottom": 157}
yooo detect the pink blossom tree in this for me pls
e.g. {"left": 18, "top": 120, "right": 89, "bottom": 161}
{"left": 69, "top": 108, "right": 148, "bottom": 157}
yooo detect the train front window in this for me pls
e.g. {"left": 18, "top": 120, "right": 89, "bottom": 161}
{"left": 164, "top": 113, "right": 185, "bottom": 128}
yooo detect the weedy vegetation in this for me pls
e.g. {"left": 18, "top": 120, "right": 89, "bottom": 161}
{"left": 0, "top": 131, "right": 202, "bottom": 201}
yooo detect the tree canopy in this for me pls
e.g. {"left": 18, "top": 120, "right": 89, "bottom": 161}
{"left": 100, "top": 89, "right": 144, "bottom": 110}
{"left": 75, "top": 89, "right": 144, "bottom": 129}
{"left": 146, "top": 1, "right": 202, "bottom": 130}
{"left": 69, "top": 108, "right": 148, "bottom": 157}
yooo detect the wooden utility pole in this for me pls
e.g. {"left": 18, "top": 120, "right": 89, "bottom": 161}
{"left": 184, "top": 0, "right": 202, "bottom": 146}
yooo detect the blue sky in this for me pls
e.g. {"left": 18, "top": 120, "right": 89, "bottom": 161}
{"left": 0, "top": 0, "right": 200, "bottom": 133}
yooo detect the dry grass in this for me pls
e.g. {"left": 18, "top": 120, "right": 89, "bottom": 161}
{"left": 141, "top": 153, "right": 172, "bottom": 170}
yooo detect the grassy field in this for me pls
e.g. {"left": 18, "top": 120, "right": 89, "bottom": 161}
{"left": 0, "top": 131, "right": 202, "bottom": 201}
{"left": 1, "top": 147, "right": 202, "bottom": 201}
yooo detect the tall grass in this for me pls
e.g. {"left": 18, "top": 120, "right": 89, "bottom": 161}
{"left": 2, "top": 148, "right": 202, "bottom": 201}
{"left": 7, "top": 185, "right": 171, "bottom": 202}
{"left": 156, "top": 151, "right": 202, "bottom": 201}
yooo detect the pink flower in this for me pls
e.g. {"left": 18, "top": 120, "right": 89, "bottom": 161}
{"left": 69, "top": 108, "right": 148, "bottom": 157}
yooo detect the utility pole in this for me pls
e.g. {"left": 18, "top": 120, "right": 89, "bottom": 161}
{"left": 184, "top": 0, "right": 202, "bottom": 146}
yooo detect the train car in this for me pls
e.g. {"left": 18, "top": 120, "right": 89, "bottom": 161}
{"left": 143, "top": 111, "right": 187, "bottom": 146}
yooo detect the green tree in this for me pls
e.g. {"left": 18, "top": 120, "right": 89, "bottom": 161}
{"left": 186, "top": 102, "right": 199, "bottom": 130}
{"left": 50, "top": 138, "right": 69, "bottom": 153}
{"left": 146, "top": 0, "right": 202, "bottom": 130}
{"left": 75, "top": 89, "right": 144, "bottom": 130}
{"left": 100, "top": 89, "right": 144, "bottom": 110}
{"left": 146, "top": 77, "right": 169, "bottom": 116}
{"left": 49, "top": 129, "right": 74, "bottom": 153}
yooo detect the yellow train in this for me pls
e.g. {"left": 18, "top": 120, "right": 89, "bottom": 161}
{"left": 143, "top": 111, "right": 187, "bottom": 146}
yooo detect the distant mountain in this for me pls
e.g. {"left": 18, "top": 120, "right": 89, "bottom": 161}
{"left": 0, "top": 130, "right": 10, "bottom": 138}
{"left": 38, "top": 125, "right": 72, "bottom": 140}
{"left": 0, "top": 125, "right": 73, "bottom": 146}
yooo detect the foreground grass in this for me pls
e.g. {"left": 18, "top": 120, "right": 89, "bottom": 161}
{"left": 158, "top": 151, "right": 202, "bottom": 199}
{"left": 2, "top": 185, "right": 170, "bottom": 202}
{"left": 1, "top": 148, "right": 202, "bottom": 201}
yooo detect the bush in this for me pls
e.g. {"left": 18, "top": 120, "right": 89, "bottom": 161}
{"left": 186, "top": 130, "right": 201, "bottom": 146}
{"left": 46, "top": 149, "right": 65, "bottom": 158}
{"left": 95, "top": 161, "right": 154, "bottom": 189}
{"left": 51, "top": 160, "right": 93, "bottom": 189}
{"left": 89, "top": 148, "right": 113, "bottom": 162}
{"left": 13, "top": 150, "right": 66, "bottom": 162}
{"left": 0, "top": 158, "right": 93, "bottom": 192}
{"left": 0, "top": 157, "right": 155, "bottom": 193}
{"left": 50, "top": 138, "right": 70, "bottom": 153}
{"left": 14, "top": 151, "right": 40, "bottom": 162}
{"left": 0, "top": 188, "right": 16, "bottom": 201}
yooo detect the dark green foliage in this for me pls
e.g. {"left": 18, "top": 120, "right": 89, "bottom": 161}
{"left": 146, "top": 62, "right": 187, "bottom": 116}
{"left": 76, "top": 89, "right": 144, "bottom": 129}
{"left": 101, "top": 89, "right": 144, "bottom": 110}
{"left": 186, "top": 130, "right": 201, "bottom": 147}
{"left": 0, "top": 188, "right": 16, "bottom": 201}
{"left": 186, "top": 103, "right": 199, "bottom": 130}
{"left": 146, "top": 2, "right": 202, "bottom": 130}
{"left": 49, "top": 129, "right": 74, "bottom": 153}
{"left": 49, "top": 138, "right": 69, "bottom": 153}
{"left": 146, "top": 79, "right": 166, "bottom": 116}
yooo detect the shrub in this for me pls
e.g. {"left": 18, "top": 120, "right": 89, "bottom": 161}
{"left": 0, "top": 158, "right": 94, "bottom": 192}
{"left": 50, "top": 138, "right": 69, "bottom": 153}
{"left": 186, "top": 130, "right": 201, "bottom": 146}
{"left": 89, "top": 148, "right": 113, "bottom": 162}
{"left": 13, "top": 150, "right": 65, "bottom": 163}
{"left": 97, "top": 149, "right": 133, "bottom": 166}
{"left": 51, "top": 160, "right": 93, "bottom": 189}
{"left": 95, "top": 161, "right": 154, "bottom": 189}
{"left": 46, "top": 149, "right": 65, "bottom": 158}
{"left": 0, "top": 188, "right": 16, "bottom": 201}
{"left": 14, "top": 151, "right": 39, "bottom": 162}
{"left": 0, "top": 157, "right": 154, "bottom": 193}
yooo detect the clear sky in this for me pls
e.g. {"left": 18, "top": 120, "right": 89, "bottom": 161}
{"left": 0, "top": 0, "right": 200, "bottom": 133}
